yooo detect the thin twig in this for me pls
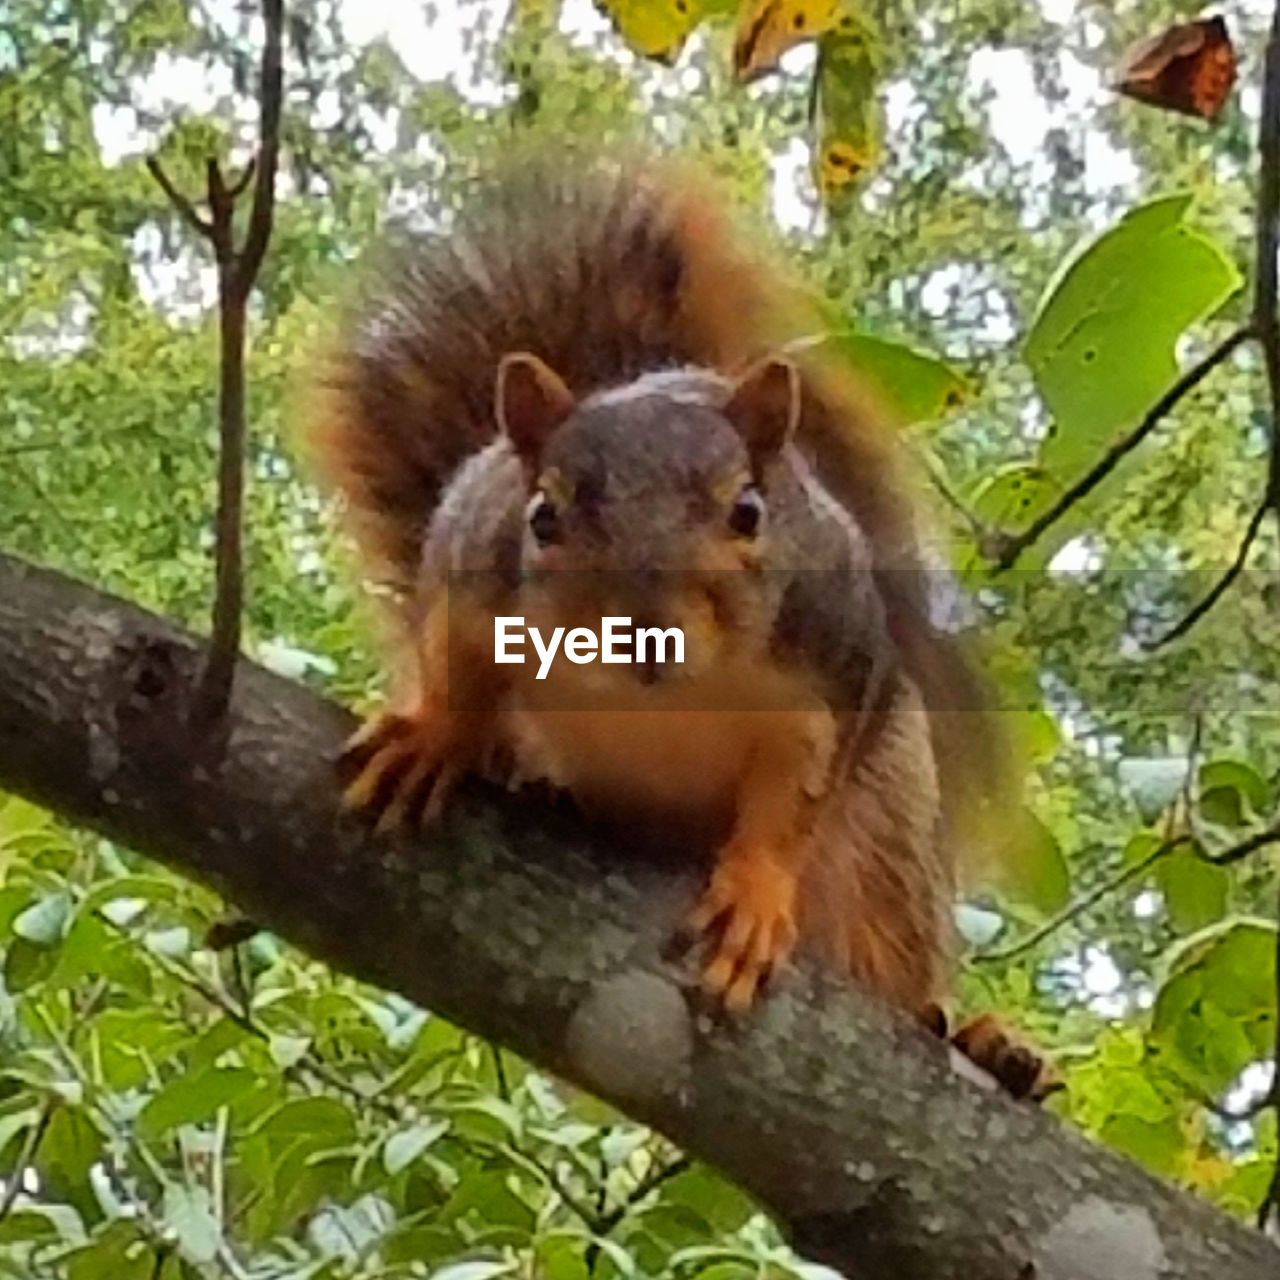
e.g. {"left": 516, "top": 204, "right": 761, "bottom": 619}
{"left": 501, "top": 1143, "right": 603, "bottom": 1231}
{"left": 993, "top": 326, "right": 1254, "bottom": 571}
{"left": 1199, "top": 820, "right": 1280, "bottom": 867}
{"left": 236, "top": 2, "right": 283, "bottom": 294}
{"left": 973, "top": 836, "right": 1187, "bottom": 964}
{"left": 596, "top": 1154, "right": 692, "bottom": 1236}
{"left": 1143, "top": 500, "right": 1270, "bottom": 650}
{"left": 226, "top": 158, "right": 257, "bottom": 201}
{"left": 492, "top": 1045, "right": 510, "bottom": 1100}
{"left": 144, "top": 156, "right": 213, "bottom": 238}
{"left": 1147, "top": 0, "right": 1280, "bottom": 641}
{"left": 0, "top": 1100, "right": 54, "bottom": 1221}
{"left": 190, "top": 0, "right": 285, "bottom": 729}
{"left": 978, "top": 813, "right": 1280, "bottom": 964}
{"left": 918, "top": 447, "right": 999, "bottom": 549}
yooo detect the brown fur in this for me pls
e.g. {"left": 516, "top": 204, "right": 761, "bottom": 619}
{"left": 308, "top": 145, "right": 1010, "bottom": 1026}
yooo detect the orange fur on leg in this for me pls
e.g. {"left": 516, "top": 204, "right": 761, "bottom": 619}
{"left": 687, "top": 711, "right": 831, "bottom": 1013}
{"left": 340, "top": 598, "right": 503, "bottom": 831}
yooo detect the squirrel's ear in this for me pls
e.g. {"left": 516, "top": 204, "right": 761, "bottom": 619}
{"left": 496, "top": 353, "right": 575, "bottom": 465}
{"left": 724, "top": 357, "right": 801, "bottom": 470}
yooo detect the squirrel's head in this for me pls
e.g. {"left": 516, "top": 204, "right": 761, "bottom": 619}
{"left": 494, "top": 353, "right": 801, "bottom": 681}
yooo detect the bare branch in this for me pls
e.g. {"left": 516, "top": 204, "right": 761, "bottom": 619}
{"left": 993, "top": 326, "right": 1254, "bottom": 571}
{"left": 190, "top": 0, "right": 286, "bottom": 730}
{"left": 236, "top": 0, "right": 284, "bottom": 294}
{"left": 977, "top": 802, "right": 1280, "bottom": 966}
{"left": 226, "top": 157, "right": 257, "bottom": 201}
{"left": 1143, "top": 499, "right": 1270, "bottom": 651}
{"left": 143, "top": 156, "right": 214, "bottom": 238}
{"left": 974, "top": 835, "right": 1188, "bottom": 965}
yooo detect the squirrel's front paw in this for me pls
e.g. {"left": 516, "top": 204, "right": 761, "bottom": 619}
{"left": 338, "top": 710, "right": 469, "bottom": 833}
{"left": 686, "top": 849, "right": 799, "bottom": 1014}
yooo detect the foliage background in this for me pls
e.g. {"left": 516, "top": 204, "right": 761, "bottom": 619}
{"left": 1, "top": 0, "right": 1279, "bottom": 1274}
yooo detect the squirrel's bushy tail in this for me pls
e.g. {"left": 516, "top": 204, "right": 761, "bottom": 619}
{"left": 304, "top": 145, "right": 1007, "bottom": 832}
{"left": 304, "top": 146, "right": 912, "bottom": 596}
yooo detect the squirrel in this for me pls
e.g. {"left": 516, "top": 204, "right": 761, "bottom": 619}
{"left": 305, "top": 146, "right": 1051, "bottom": 1099}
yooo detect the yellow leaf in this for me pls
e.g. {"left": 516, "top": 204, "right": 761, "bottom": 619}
{"left": 813, "top": 15, "right": 883, "bottom": 201}
{"left": 733, "top": 0, "right": 841, "bottom": 80}
{"left": 596, "top": 0, "right": 724, "bottom": 62}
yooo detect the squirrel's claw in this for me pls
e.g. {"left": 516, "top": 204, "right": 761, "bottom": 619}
{"left": 338, "top": 711, "right": 460, "bottom": 832}
{"left": 688, "top": 850, "right": 799, "bottom": 1015}
{"left": 946, "top": 1012, "right": 1061, "bottom": 1104}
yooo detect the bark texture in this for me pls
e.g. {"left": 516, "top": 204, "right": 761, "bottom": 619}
{"left": 0, "top": 550, "right": 1276, "bottom": 1280}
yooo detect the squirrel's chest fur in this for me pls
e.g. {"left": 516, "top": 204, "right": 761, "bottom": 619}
{"left": 508, "top": 658, "right": 835, "bottom": 829}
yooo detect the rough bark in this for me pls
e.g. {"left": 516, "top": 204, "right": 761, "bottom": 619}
{"left": 0, "top": 550, "right": 1276, "bottom": 1280}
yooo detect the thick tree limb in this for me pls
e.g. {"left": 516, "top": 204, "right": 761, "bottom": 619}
{"left": 0, "top": 550, "right": 1276, "bottom": 1280}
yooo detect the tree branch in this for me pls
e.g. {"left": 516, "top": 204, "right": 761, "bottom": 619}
{"left": 235, "top": 0, "right": 283, "bottom": 295}
{"left": 972, "top": 835, "right": 1188, "bottom": 965}
{"left": 1142, "top": 498, "right": 1270, "bottom": 650}
{"left": 0, "top": 551, "right": 1276, "bottom": 1279}
{"left": 191, "top": 0, "right": 285, "bottom": 730}
{"left": 143, "top": 156, "right": 214, "bottom": 238}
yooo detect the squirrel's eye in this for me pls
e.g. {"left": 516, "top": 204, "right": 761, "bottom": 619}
{"left": 727, "top": 486, "right": 766, "bottom": 539}
{"left": 527, "top": 493, "right": 560, "bottom": 545}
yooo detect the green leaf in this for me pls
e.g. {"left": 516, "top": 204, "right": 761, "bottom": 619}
{"left": 448, "top": 1096, "right": 523, "bottom": 1145}
{"left": 383, "top": 1119, "right": 449, "bottom": 1176}
{"left": 0, "top": 796, "right": 51, "bottom": 848}
{"left": 268, "top": 1034, "right": 312, "bottom": 1070}
{"left": 0, "top": 1202, "right": 86, "bottom": 1246}
{"left": 439, "top": 1171, "right": 537, "bottom": 1233}
{"left": 36, "top": 1107, "right": 102, "bottom": 1206}
{"left": 821, "top": 332, "right": 968, "bottom": 427}
{"left": 1123, "top": 831, "right": 1167, "bottom": 866}
{"left": 1198, "top": 759, "right": 1270, "bottom": 828}
{"left": 143, "top": 925, "right": 190, "bottom": 957}
{"left": 590, "top": 0, "right": 726, "bottom": 63}
{"left": 141, "top": 1066, "right": 258, "bottom": 1137}
{"left": 1156, "top": 848, "right": 1228, "bottom": 933}
{"left": 661, "top": 1166, "right": 756, "bottom": 1235}
{"left": 1025, "top": 195, "right": 1241, "bottom": 477}
{"left": 254, "top": 1096, "right": 358, "bottom": 1145}
{"left": 64, "top": 1223, "right": 156, "bottom": 1280}
{"left": 967, "top": 464, "right": 1060, "bottom": 559}
{"left": 0, "top": 1105, "right": 40, "bottom": 1160}
{"left": 162, "top": 1183, "right": 220, "bottom": 1265}
{"left": 429, "top": 1262, "right": 517, "bottom": 1280}
{"left": 986, "top": 810, "right": 1070, "bottom": 914}
{"left": 1150, "top": 918, "right": 1277, "bottom": 1094}
{"left": 12, "top": 893, "right": 72, "bottom": 945}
